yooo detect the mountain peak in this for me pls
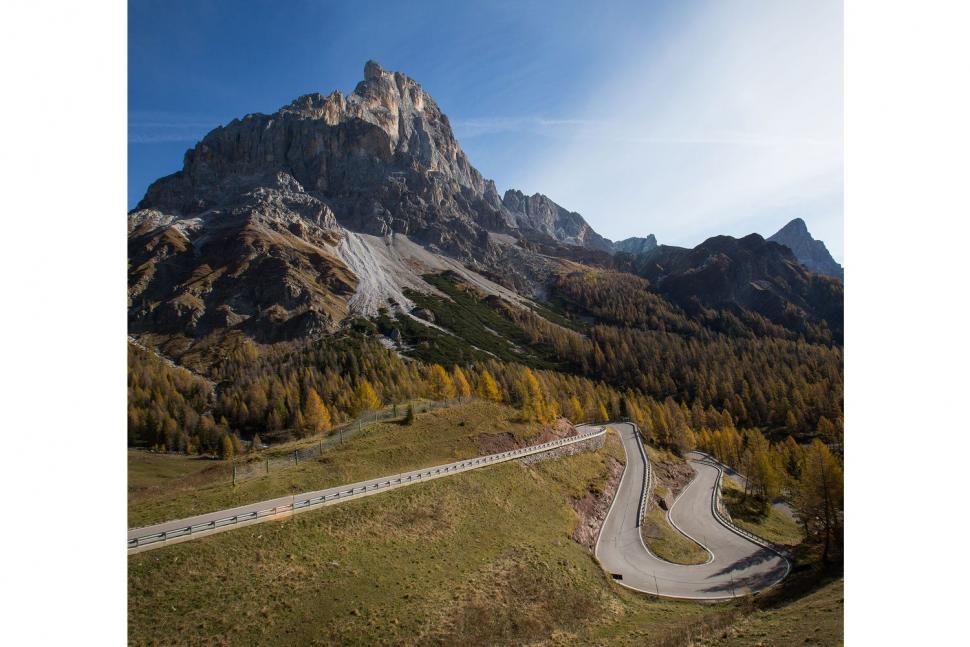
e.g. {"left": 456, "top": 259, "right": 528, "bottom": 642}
{"left": 613, "top": 235, "right": 658, "bottom": 255}
{"left": 768, "top": 218, "right": 843, "bottom": 280}
{"left": 501, "top": 189, "right": 613, "bottom": 252}
{"left": 776, "top": 217, "right": 809, "bottom": 236}
{"left": 364, "top": 59, "right": 388, "bottom": 81}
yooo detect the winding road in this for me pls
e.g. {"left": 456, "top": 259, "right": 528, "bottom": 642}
{"left": 595, "top": 423, "right": 790, "bottom": 599}
{"left": 128, "top": 420, "right": 790, "bottom": 599}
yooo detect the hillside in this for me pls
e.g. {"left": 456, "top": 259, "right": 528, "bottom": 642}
{"left": 127, "top": 402, "right": 762, "bottom": 646}
{"left": 126, "top": 59, "right": 844, "bottom": 646}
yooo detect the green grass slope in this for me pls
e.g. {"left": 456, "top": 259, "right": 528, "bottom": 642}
{"left": 721, "top": 478, "right": 804, "bottom": 547}
{"left": 128, "top": 410, "right": 738, "bottom": 646}
{"left": 128, "top": 401, "right": 542, "bottom": 527}
{"left": 698, "top": 578, "right": 843, "bottom": 646}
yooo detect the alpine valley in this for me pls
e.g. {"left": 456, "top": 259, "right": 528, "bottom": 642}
{"left": 127, "top": 60, "right": 844, "bottom": 647}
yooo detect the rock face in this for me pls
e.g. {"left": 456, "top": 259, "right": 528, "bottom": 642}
{"left": 613, "top": 235, "right": 658, "bottom": 255}
{"left": 633, "top": 234, "right": 843, "bottom": 340}
{"left": 128, "top": 171, "right": 357, "bottom": 341}
{"left": 128, "top": 60, "right": 626, "bottom": 340}
{"left": 136, "top": 60, "right": 506, "bottom": 257}
{"left": 502, "top": 189, "right": 614, "bottom": 252}
{"left": 127, "top": 60, "right": 842, "bottom": 346}
{"left": 768, "top": 218, "right": 843, "bottom": 280}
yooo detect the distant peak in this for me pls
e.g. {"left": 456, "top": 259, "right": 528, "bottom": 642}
{"left": 768, "top": 218, "right": 843, "bottom": 280}
{"left": 780, "top": 218, "right": 809, "bottom": 235}
{"left": 364, "top": 59, "right": 388, "bottom": 81}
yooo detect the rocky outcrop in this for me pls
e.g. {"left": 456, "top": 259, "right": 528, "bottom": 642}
{"left": 502, "top": 189, "right": 614, "bottom": 252}
{"left": 128, "top": 171, "right": 357, "bottom": 341}
{"left": 613, "top": 235, "right": 658, "bottom": 255}
{"left": 633, "top": 234, "right": 843, "bottom": 341}
{"left": 135, "top": 60, "right": 511, "bottom": 262}
{"left": 768, "top": 218, "right": 843, "bottom": 280}
{"left": 128, "top": 61, "right": 563, "bottom": 340}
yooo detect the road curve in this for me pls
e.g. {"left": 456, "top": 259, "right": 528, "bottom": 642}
{"left": 595, "top": 423, "right": 790, "bottom": 600}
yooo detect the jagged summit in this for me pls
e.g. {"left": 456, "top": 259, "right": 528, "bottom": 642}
{"left": 501, "top": 189, "right": 613, "bottom": 252}
{"left": 613, "top": 235, "right": 658, "bottom": 255}
{"left": 363, "top": 59, "right": 387, "bottom": 80}
{"left": 129, "top": 61, "right": 591, "bottom": 340}
{"left": 768, "top": 218, "right": 843, "bottom": 280}
{"left": 132, "top": 61, "right": 826, "bottom": 344}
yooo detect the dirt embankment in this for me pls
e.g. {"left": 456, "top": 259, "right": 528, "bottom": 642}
{"left": 475, "top": 418, "right": 620, "bottom": 551}
{"left": 571, "top": 455, "right": 624, "bottom": 550}
{"left": 651, "top": 455, "right": 695, "bottom": 511}
{"left": 476, "top": 418, "right": 577, "bottom": 454}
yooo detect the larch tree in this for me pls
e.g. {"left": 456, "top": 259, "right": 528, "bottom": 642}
{"left": 302, "top": 388, "right": 332, "bottom": 435}
{"left": 219, "top": 433, "right": 235, "bottom": 461}
{"left": 794, "top": 439, "right": 844, "bottom": 563}
{"left": 567, "top": 395, "right": 584, "bottom": 422}
{"left": 476, "top": 369, "right": 502, "bottom": 402}
{"left": 520, "top": 367, "right": 546, "bottom": 422}
{"left": 596, "top": 401, "right": 610, "bottom": 423}
{"left": 355, "top": 379, "right": 382, "bottom": 413}
{"left": 427, "top": 364, "right": 457, "bottom": 401}
{"left": 452, "top": 366, "right": 472, "bottom": 401}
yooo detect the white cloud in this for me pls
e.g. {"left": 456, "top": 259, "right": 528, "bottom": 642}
{"left": 128, "top": 111, "right": 219, "bottom": 143}
{"left": 516, "top": 0, "right": 844, "bottom": 260}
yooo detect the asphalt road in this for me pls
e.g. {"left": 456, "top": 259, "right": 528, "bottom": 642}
{"left": 595, "top": 423, "right": 790, "bottom": 600}
{"left": 128, "top": 426, "right": 606, "bottom": 553}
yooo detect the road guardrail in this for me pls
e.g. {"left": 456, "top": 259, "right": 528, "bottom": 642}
{"left": 690, "top": 451, "right": 792, "bottom": 558}
{"left": 128, "top": 426, "right": 606, "bottom": 553}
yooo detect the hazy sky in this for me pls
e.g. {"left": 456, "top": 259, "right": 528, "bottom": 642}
{"left": 129, "top": 0, "right": 843, "bottom": 260}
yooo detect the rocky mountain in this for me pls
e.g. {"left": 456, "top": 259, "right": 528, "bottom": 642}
{"left": 767, "top": 218, "right": 843, "bottom": 280}
{"left": 128, "top": 172, "right": 358, "bottom": 340}
{"left": 128, "top": 61, "right": 575, "bottom": 339}
{"left": 501, "top": 189, "right": 613, "bottom": 252}
{"left": 613, "top": 235, "right": 658, "bottom": 255}
{"left": 128, "top": 60, "right": 841, "bottom": 346}
{"left": 632, "top": 234, "right": 843, "bottom": 341}
{"left": 136, "top": 60, "right": 509, "bottom": 253}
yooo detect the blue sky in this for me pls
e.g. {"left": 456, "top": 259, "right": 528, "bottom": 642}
{"left": 129, "top": 0, "right": 843, "bottom": 260}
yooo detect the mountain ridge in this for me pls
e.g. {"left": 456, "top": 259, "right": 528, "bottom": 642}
{"left": 128, "top": 60, "right": 842, "bottom": 346}
{"left": 768, "top": 218, "right": 843, "bottom": 280}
